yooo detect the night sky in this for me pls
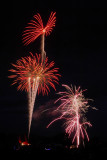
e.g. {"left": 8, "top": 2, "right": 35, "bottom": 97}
{"left": 0, "top": 0, "right": 107, "bottom": 141}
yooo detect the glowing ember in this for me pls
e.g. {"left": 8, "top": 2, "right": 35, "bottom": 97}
{"left": 19, "top": 136, "right": 31, "bottom": 146}
{"left": 9, "top": 53, "right": 60, "bottom": 136}
{"left": 47, "top": 84, "right": 94, "bottom": 148}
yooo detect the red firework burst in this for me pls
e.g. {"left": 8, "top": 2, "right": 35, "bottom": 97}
{"left": 22, "top": 12, "right": 56, "bottom": 45}
{"left": 8, "top": 53, "right": 60, "bottom": 95}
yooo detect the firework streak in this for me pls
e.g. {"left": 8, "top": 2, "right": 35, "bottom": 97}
{"left": 47, "top": 84, "right": 93, "bottom": 148}
{"left": 28, "top": 77, "right": 39, "bottom": 135}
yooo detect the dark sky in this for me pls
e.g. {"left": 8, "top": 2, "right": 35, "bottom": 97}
{"left": 0, "top": 0, "right": 107, "bottom": 140}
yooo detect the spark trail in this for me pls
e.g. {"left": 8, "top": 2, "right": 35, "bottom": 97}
{"left": 47, "top": 84, "right": 94, "bottom": 148}
{"left": 28, "top": 77, "right": 40, "bottom": 136}
{"left": 9, "top": 53, "right": 60, "bottom": 136}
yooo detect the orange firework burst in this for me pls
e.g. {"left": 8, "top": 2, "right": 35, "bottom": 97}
{"left": 22, "top": 12, "right": 56, "bottom": 46}
{"left": 8, "top": 53, "right": 60, "bottom": 96}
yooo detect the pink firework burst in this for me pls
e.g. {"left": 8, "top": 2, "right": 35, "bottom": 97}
{"left": 47, "top": 84, "right": 93, "bottom": 148}
{"left": 22, "top": 12, "right": 56, "bottom": 46}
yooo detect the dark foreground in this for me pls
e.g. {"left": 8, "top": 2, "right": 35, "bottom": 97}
{"left": 0, "top": 134, "right": 107, "bottom": 160}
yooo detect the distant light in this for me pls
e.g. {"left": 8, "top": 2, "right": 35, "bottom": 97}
{"left": 45, "top": 147, "right": 51, "bottom": 151}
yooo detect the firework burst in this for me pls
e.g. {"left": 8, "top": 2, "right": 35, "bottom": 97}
{"left": 47, "top": 84, "right": 94, "bottom": 148}
{"left": 22, "top": 12, "right": 56, "bottom": 61}
{"left": 9, "top": 53, "right": 60, "bottom": 136}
